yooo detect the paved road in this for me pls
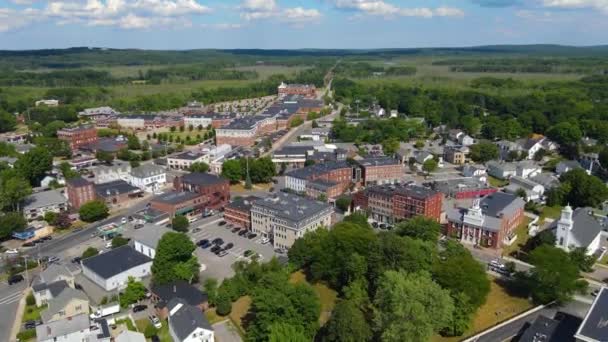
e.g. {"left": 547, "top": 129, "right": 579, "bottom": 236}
{"left": 0, "top": 278, "right": 29, "bottom": 342}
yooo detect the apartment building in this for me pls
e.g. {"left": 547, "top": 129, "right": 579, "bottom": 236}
{"left": 443, "top": 145, "right": 469, "bottom": 165}
{"left": 250, "top": 193, "right": 333, "bottom": 249}
{"left": 57, "top": 125, "right": 98, "bottom": 151}
{"left": 173, "top": 172, "right": 230, "bottom": 210}
{"left": 66, "top": 177, "right": 96, "bottom": 209}
{"left": 353, "top": 183, "right": 443, "bottom": 223}
{"left": 224, "top": 196, "right": 261, "bottom": 229}
{"left": 167, "top": 151, "right": 207, "bottom": 170}
{"left": 277, "top": 82, "right": 317, "bottom": 97}
{"left": 356, "top": 157, "right": 404, "bottom": 185}
{"left": 285, "top": 161, "right": 352, "bottom": 195}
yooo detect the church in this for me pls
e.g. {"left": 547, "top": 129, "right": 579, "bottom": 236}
{"left": 555, "top": 205, "right": 607, "bottom": 255}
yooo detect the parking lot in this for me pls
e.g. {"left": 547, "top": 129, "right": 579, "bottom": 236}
{"left": 189, "top": 220, "right": 278, "bottom": 281}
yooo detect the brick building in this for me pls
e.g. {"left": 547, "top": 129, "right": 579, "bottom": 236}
{"left": 66, "top": 177, "right": 96, "bottom": 209}
{"left": 305, "top": 180, "right": 346, "bottom": 200}
{"left": 285, "top": 161, "right": 352, "bottom": 197}
{"left": 353, "top": 184, "right": 442, "bottom": 223}
{"left": 173, "top": 172, "right": 230, "bottom": 210}
{"left": 224, "top": 196, "right": 260, "bottom": 229}
{"left": 445, "top": 192, "right": 525, "bottom": 249}
{"left": 57, "top": 125, "right": 98, "bottom": 151}
{"left": 94, "top": 180, "right": 142, "bottom": 207}
{"left": 149, "top": 191, "right": 207, "bottom": 218}
{"left": 443, "top": 145, "right": 469, "bottom": 165}
{"left": 277, "top": 82, "right": 317, "bottom": 97}
{"left": 356, "top": 157, "right": 404, "bottom": 185}
{"left": 215, "top": 117, "right": 259, "bottom": 147}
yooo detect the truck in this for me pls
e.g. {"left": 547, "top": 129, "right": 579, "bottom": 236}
{"left": 90, "top": 303, "right": 120, "bottom": 319}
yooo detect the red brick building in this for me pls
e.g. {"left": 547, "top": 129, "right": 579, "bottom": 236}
{"left": 305, "top": 180, "right": 347, "bottom": 200}
{"left": 224, "top": 196, "right": 260, "bottom": 229}
{"left": 445, "top": 192, "right": 525, "bottom": 249}
{"left": 66, "top": 177, "right": 96, "bottom": 210}
{"left": 285, "top": 161, "right": 353, "bottom": 198}
{"left": 353, "top": 184, "right": 442, "bottom": 223}
{"left": 57, "top": 125, "right": 98, "bottom": 151}
{"left": 173, "top": 172, "right": 230, "bottom": 210}
{"left": 356, "top": 158, "right": 404, "bottom": 186}
{"left": 149, "top": 191, "right": 207, "bottom": 218}
{"left": 277, "top": 82, "right": 317, "bottom": 97}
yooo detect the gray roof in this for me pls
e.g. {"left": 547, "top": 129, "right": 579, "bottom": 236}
{"left": 22, "top": 189, "right": 66, "bottom": 211}
{"left": 180, "top": 172, "right": 227, "bottom": 186}
{"left": 570, "top": 208, "right": 605, "bottom": 248}
{"left": 67, "top": 176, "right": 93, "bottom": 187}
{"left": 357, "top": 157, "right": 400, "bottom": 167}
{"left": 576, "top": 287, "right": 608, "bottom": 341}
{"left": 130, "top": 164, "right": 165, "bottom": 179}
{"left": 82, "top": 245, "right": 152, "bottom": 279}
{"left": 480, "top": 192, "right": 525, "bottom": 218}
{"left": 152, "top": 191, "right": 201, "bottom": 205}
{"left": 307, "top": 179, "right": 338, "bottom": 191}
{"left": 41, "top": 287, "right": 89, "bottom": 322}
{"left": 286, "top": 161, "right": 351, "bottom": 180}
{"left": 115, "top": 330, "right": 146, "bottom": 342}
{"left": 226, "top": 196, "right": 261, "bottom": 212}
{"left": 433, "top": 178, "right": 492, "bottom": 195}
{"left": 152, "top": 281, "right": 208, "bottom": 308}
{"left": 273, "top": 145, "right": 313, "bottom": 157}
{"left": 37, "top": 263, "right": 75, "bottom": 284}
{"left": 131, "top": 224, "right": 172, "bottom": 249}
{"left": 170, "top": 151, "right": 205, "bottom": 161}
{"left": 94, "top": 180, "right": 140, "bottom": 198}
{"left": 168, "top": 298, "right": 213, "bottom": 341}
{"left": 529, "top": 173, "right": 560, "bottom": 189}
{"left": 519, "top": 315, "right": 560, "bottom": 342}
{"left": 558, "top": 160, "right": 582, "bottom": 170}
{"left": 251, "top": 193, "right": 333, "bottom": 229}
{"left": 36, "top": 313, "right": 90, "bottom": 341}
{"left": 505, "top": 176, "right": 541, "bottom": 192}
{"left": 365, "top": 183, "right": 440, "bottom": 200}
{"left": 487, "top": 161, "right": 517, "bottom": 172}
{"left": 223, "top": 116, "right": 260, "bottom": 130}
{"left": 33, "top": 280, "right": 69, "bottom": 297}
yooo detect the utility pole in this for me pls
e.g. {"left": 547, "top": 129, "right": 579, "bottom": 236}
{"left": 23, "top": 255, "right": 29, "bottom": 285}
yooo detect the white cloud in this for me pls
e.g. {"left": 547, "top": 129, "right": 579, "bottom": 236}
{"left": 0, "top": 7, "right": 40, "bottom": 32}
{"left": 9, "top": 0, "right": 36, "bottom": 4}
{"left": 333, "top": 0, "right": 464, "bottom": 18}
{"left": 542, "top": 0, "right": 608, "bottom": 12}
{"left": 239, "top": 0, "right": 322, "bottom": 24}
{"left": 201, "top": 23, "right": 242, "bottom": 29}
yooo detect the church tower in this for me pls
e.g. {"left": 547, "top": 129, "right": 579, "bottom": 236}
{"left": 556, "top": 205, "right": 573, "bottom": 251}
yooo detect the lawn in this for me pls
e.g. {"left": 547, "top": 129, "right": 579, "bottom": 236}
{"left": 136, "top": 318, "right": 172, "bottom": 342}
{"left": 488, "top": 176, "right": 509, "bottom": 188}
{"left": 289, "top": 270, "right": 339, "bottom": 325}
{"left": 539, "top": 205, "right": 562, "bottom": 222}
{"left": 22, "top": 304, "right": 46, "bottom": 322}
{"left": 432, "top": 278, "right": 534, "bottom": 342}
{"left": 502, "top": 217, "right": 532, "bottom": 257}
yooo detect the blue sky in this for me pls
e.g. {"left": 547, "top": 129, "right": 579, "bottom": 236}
{"left": 0, "top": 0, "right": 606, "bottom": 50}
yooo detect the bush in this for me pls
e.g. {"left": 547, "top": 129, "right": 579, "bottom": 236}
{"left": 26, "top": 293, "right": 36, "bottom": 306}
{"left": 78, "top": 200, "right": 109, "bottom": 223}
{"left": 216, "top": 293, "right": 232, "bottom": 316}
{"left": 144, "top": 323, "right": 158, "bottom": 338}
{"left": 82, "top": 247, "right": 99, "bottom": 259}
{"left": 172, "top": 215, "right": 189, "bottom": 232}
{"left": 17, "top": 329, "right": 36, "bottom": 341}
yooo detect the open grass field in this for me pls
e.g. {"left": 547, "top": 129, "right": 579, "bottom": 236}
{"left": 231, "top": 65, "right": 310, "bottom": 79}
{"left": 432, "top": 278, "right": 534, "bottom": 342}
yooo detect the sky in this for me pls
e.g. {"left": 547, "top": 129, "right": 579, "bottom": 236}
{"left": 0, "top": 0, "right": 607, "bottom": 50}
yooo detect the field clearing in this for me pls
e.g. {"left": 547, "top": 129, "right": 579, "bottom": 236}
{"left": 231, "top": 65, "right": 310, "bottom": 78}
{"left": 432, "top": 278, "right": 533, "bottom": 342}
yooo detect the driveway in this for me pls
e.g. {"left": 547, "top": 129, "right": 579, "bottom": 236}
{"left": 213, "top": 321, "right": 243, "bottom": 342}
{"left": 189, "top": 221, "right": 277, "bottom": 281}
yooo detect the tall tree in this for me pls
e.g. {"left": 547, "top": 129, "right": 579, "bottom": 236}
{"left": 152, "top": 232, "right": 199, "bottom": 285}
{"left": 374, "top": 271, "right": 454, "bottom": 342}
{"left": 15, "top": 147, "right": 53, "bottom": 186}
{"left": 469, "top": 142, "right": 499, "bottom": 163}
{"left": 323, "top": 300, "right": 372, "bottom": 342}
{"left": 78, "top": 200, "right": 109, "bottom": 222}
{"left": 120, "top": 277, "right": 147, "bottom": 308}
{"left": 189, "top": 162, "right": 209, "bottom": 173}
{"left": 395, "top": 216, "right": 441, "bottom": 242}
{"left": 171, "top": 215, "right": 189, "bottom": 232}
{"left": 221, "top": 159, "right": 243, "bottom": 184}
{"left": 268, "top": 323, "right": 310, "bottom": 342}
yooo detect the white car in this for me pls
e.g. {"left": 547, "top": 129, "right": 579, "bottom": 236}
{"left": 4, "top": 248, "right": 19, "bottom": 255}
{"left": 120, "top": 217, "right": 127, "bottom": 224}
{"left": 105, "top": 241, "right": 112, "bottom": 249}
{"left": 149, "top": 315, "right": 162, "bottom": 329}
{"left": 260, "top": 237, "right": 270, "bottom": 245}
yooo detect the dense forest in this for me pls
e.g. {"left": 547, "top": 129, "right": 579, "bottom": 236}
{"left": 433, "top": 57, "right": 608, "bottom": 74}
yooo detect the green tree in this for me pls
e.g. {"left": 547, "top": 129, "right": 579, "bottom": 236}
{"left": 269, "top": 323, "right": 309, "bottom": 342}
{"left": 215, "top": 292, "right": 232, "bottom": 315}
{"left": 422, "top": 159, "right": 438, "bottom": 174}
{"left": 221, "top": 159, "right": 243, "bottom": 184}
{"left": 317, "top": 194, "right": 327, "bottom": 202}
{"left": 342, "top": 212, "right": 370, "bottom": 229}
{"left": 44, "top": 212, "right": 58, "bottom": 225}
{"left": 469, "top": 142, "right": 499, "bottom": 163}
{"left": 554, "top": 169, "right": 608, "bottom": 208}
{"left": 515, "top": 188, "right": 528, "bottom": 199}
{"left": 381, "top": 137, "right": 399, "bottom": 155}
{"left": 523, "top": 245, "right": 586, "bottom": 304}
{"left": 569, "top": 247, "right": 596, "bottom": 272}
{"left": 82, "top": 247, "right": 99, "bottom": 259}
{"left": 58, "top": 162, "right": 78, "bottom": 180}
{"left": 189, "top": 162, "right": 209, "bottom": 173}
{"left": 95, "top": 150, "right": 115, "bottom": 164}
{"left": 249, "top": 157, "right": 276, "bottom": 183}
{"left": 0, "top": 175, "right": 32, "bottom": 211}
{"left": 0, "top": 109, "right": 17, "bottom": 133}
{"left": 112, "top": 236, "right": 129, "bottom": 249}
{"left": 172, "top": 215, "right": 189, "bottom": 232}
{"left": 203, "top": 278, "right": 218, "bottom": 306}
{"left": 304, "top": 159, "right": 316, "bottom": 167}
{"left": 78, "top": 200, "right": 109, "bottom": 222}
{"left": 0, "top": 212, "right": 27, "bottom": 239}
{"left": 152, "top": 232, "right": 199, "bottom": 285}
{"left": 374, "top": 270, "right": 454, "bottom": 342}
{"left": 335, "top": 197, "right": 352, "bottom": 212}
{"left": 290, "top": 117, "right": 304, "bottom": 127}
{"left": 395, "top": 216, "right": 441, "bottom": 242}
{"left": 127, "top": 135, "right": 141, "bottom": 150}
{"left": 547, "top": 122, "right": 582, "bottom": 147}
{"left": 120, "top": 277, "right": 147, "bottom": 307}
{"left": 323, "top": 300, "right": 372, "bottom": 342}
{"left": 15, "top": 147, "right": 53, "bottom": 186}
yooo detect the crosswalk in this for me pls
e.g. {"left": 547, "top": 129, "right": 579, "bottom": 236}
{"left": 0, "top": 290, "right": 23, "bottom": 305}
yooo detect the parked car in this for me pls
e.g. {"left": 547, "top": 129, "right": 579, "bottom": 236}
{"left": 132, "top": 304, "right": 148, "bottom": 313}
{"left": 41, "top": 235, "right": 52, "bottom": 241}
{"left": 212, "top": 238, "right": 224, "bottom": 246}
{"left": 210, "top": 245, "right": 221, "bottom": 254}
{"left": 149, "top": 315, "right": 162, "bottom": 329}
{"left": 71, "top": 257, "right": 82, "bottom": 264}
{"left": 247, "top": 233, "right": 257, "bottom": 240}
{"left": 33, "top": 239, "right": 43, "bottom": 244}
{"left": 243, "top": 250, "right": 254, "bottom": 257}
{"left": 218, "top": 221, "right": 227, "bottom": 226}
{"left": 196, "top": 239, "right": 210, "bottom": 247}
{"left": 22, "top": 242, "right": 35, "bottom": 247}
{"left": 260, "top": 237, "right": 270, "bottom": 244}
{"left": 134, "top": 224, "right": 144, "bottom": 230}
{"left": 72, "top": 227, "right": 84, "bottom": 233}
{"left": 224, "top": 243, "right": 234, "bottom": 250}
{"left": 217, "top": 250, "right": 228, "bottom": 257}
{"left": 121, "top": 217, "right": 128, "bottom": 224}
{"left": 192, "top": 228, "right": 201, "bottom": 233}
{"left": 8, "top": 274, "right": 24, "bottom": 285}
{"left": 24, "top": 320, "right": 36, "bottom": 329}
{"left": 4, "top": 249, "right": 19, "bottom": 255}
{"left": 232, "top": 227, "right": 241, "bottom": 233}
{"left": 238, "top": 230, "right": 248, "bottom": 236}
{"left": 372, "top": 222, "right": 378, "bottom": 228}
{"left": 151, "top": 335, "right": 160, "bottom": 342}
{"left": 47, "top": 256, "right": 60, "bottom": 264}
{"left": 105, "top": 241, "right": 112, "bottom": 249}
{"left": 274, "top": 248, "right": 286, "bottom": 254}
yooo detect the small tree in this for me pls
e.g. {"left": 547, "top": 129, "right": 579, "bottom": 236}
{"left": 189, "top": 162, "right": 209, "bottom": 173}
{"left": 335, "top": 197, "right": 352, "bottom": 212}
{"left": 120, "top": 277, "right": 147, "bottom": 308}
{"left": 317, "top": 194, "right": 328, "bottom": 202}
{"left": 203, "top": 278, "right": 219, "bottom": 306}
{"left": 422, "top": 159, "right": 438, "bottom": 174}
{"left": 26, "top": 293, "right": 36, "bottom": 306}
{"left": 82, "top": 247, "right": 99, "bottom": 259}
{"left": 79, "top": 200, "right": 109, "bottom": 223}
{"left": 216, "top": 293, "right": 232, "bottom": 315}
{"left": 172, "top": 215, "right": 189, "bottom": 232}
